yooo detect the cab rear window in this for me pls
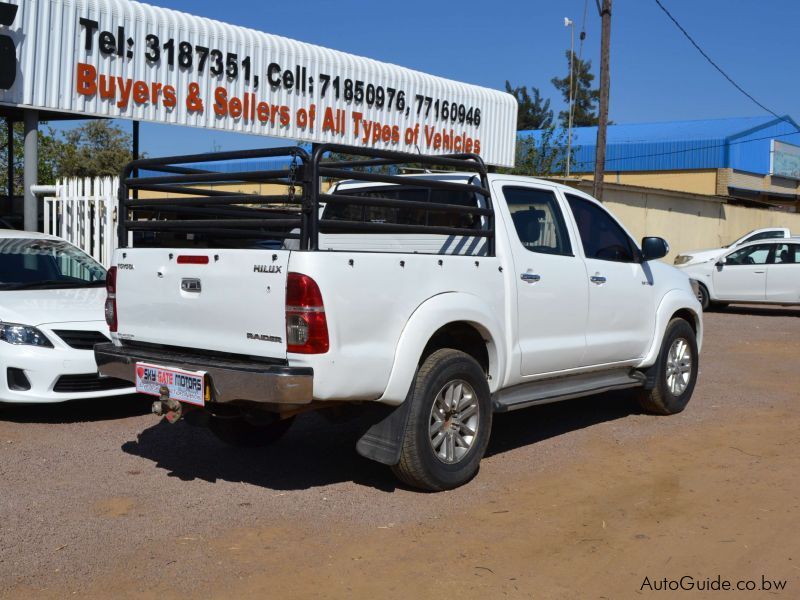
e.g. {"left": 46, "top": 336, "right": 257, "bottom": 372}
{"left": 323, "top": 186, "right": 485, "bottom": 230}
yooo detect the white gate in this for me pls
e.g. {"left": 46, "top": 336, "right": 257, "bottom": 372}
{"left": 43, "top": 177, "right": 118, "bottom": 268}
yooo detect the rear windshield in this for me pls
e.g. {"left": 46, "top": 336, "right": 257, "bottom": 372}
{"left": 323, "top": 186, "right": 485, "bottom": 230}
{"left": 0, "top": 238, "right": 106, "bottom": 290}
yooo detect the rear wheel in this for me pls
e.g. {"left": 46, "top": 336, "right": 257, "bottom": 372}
{"left": 208, "top": 414, "right": 294, "bottom": 448}
{"left": 638, "top": 318, "right": 698, "bottom": 415}
{"left": 392, "top": 349, "right": 492, "bottom": 491}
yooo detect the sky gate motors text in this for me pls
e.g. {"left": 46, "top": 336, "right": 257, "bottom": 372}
{"left": 140, "top": 367, "right": 201, "bottom": 392}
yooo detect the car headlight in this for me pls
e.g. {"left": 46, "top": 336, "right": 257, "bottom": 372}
{"left": 674, "top": 255, "right": 693, "bottom": 265}
{"left": 0, "top": 323, "right": 54, "bottom": 347}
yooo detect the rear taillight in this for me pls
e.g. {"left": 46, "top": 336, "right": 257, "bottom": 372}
{"left": 286, "top": 273, "right": 328, "bottom": 354}
{"left": 105, "top": 266, "right": 117, "bottom": 333}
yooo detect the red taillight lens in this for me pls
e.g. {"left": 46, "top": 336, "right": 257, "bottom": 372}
{"left": 105, "top": 266, "right": 118, "bottom": 332}
{"left": 286, "top": 273, "right": 328, "bottom": 354}
{"left": 106, "top": 266, "right": 117, "bottom": 293}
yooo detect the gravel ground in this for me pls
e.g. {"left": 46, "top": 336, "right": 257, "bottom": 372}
{"left": 1, "top": 306, "right": 798, "bottom": 598}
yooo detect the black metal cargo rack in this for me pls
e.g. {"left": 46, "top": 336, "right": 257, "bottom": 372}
{"left": 119, "top": 144, "right": 494, "bottom": 255}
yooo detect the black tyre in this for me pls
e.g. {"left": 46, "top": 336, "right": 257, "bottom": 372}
{"left": 638, "top": 318, "right": 698, "bottom": 415}
{"left": 392, "top": 349, "right": 492, "bottom": 491}
{"left": 696, "top": 282, "right": 710, "bottom": 311}
{"left": 208, "top": 414, "right": 294, "bottom": 448}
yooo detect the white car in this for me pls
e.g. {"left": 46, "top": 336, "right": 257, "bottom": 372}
{"left": 673, "top": 227, "right": 791, "bottom": 267}
{"left": 678, "top": 237, "right": 800, "bottom": 310}
{"left": 0, "top": 230, "right": 135, "bottom": 403}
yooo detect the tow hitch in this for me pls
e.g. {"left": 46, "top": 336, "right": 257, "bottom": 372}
{"left": 152, "top": 385, "right": 183, "bottom": 424}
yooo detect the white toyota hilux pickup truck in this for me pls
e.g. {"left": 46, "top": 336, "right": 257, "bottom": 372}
{"left": 96, "top": 145, "right": 702, "bottom": 491}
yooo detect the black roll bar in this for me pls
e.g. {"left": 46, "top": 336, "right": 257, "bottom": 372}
{"left": 118, "top": 144, "right": 494, "bottom": 255}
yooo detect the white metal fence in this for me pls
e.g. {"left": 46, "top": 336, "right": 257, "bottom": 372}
{"left": 43, "top": 177, "right": 118, "bottom": 268}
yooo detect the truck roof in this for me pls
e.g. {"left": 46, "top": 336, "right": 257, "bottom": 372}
{"left": 335, "top": 172, "right": 584, "bottom": 195}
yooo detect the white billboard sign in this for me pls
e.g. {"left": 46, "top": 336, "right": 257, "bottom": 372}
{"left": 771, "top": 140, "right": 800, "bottom": 180}
{"left": 0, "top": 0, "right": 518, "bottom": 166}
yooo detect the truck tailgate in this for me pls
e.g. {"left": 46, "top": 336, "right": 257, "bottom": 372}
{"left": 114, "top": 249, "right": 289, "bottom": 359}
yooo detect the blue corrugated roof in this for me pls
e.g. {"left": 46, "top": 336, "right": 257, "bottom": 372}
{"left": 519, "top": 115, "right": 800, "bottom": 175}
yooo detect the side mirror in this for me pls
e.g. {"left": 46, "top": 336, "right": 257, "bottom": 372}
{"left": 715, "top": 257, "right": 726, "bottom": 268}
{"left": 641, "top": 236, "right": 669, "bottom": 261}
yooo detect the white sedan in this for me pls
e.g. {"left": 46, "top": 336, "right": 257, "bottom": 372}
{"left": 0, "top": 230, "right": 135, "bottom": 403}
{"left": 678, "top": 237, "right": 800, "bottom": 310}
{"left": 673, "top": 227, "right": 790, "bottom": 267}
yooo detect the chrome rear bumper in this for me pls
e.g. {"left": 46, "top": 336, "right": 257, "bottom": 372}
{"left": 94, "top": 343, "right": 313, "bottom": 406}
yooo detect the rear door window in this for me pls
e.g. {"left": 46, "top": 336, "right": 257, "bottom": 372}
{"left": 503, "top": 186, "right": 572, "bottom": 256}
{"left": 773, "top": 244, "right": 798, "bottom": 264}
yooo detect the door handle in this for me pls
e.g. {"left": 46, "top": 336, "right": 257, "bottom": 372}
{"left": 520, "top": 272, "right": 541, "bottom": 283}
{"left": 590, "top": 275, "right": 607, "bottom": 284}
{"left": 753, "top": 270, "right": 766, "bottom": 274}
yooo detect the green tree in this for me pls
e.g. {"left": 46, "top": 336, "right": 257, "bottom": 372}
{"left": 57, "top": 120, "right": 133, "bottom": 178}
{"left": 551, "top": 51, "right": 600, "bottom": 127}
{"left": 0, "top": 121, "right": 64, "bottom": 196}
{"left": 502, "top": 127, "right": 575, "bottom": 177}
{"left": 504, "top": 81, "right": 553, "bottom": 130}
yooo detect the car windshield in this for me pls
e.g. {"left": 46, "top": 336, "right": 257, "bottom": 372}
{"left": 0, "top": 238, "right": 106, "bottom": 290}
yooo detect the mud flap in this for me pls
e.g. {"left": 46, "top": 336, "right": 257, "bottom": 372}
{"left": 355, "top": 400, "right": 412, "bottom": 466}
{"left": 639, "top": 351, "right": 663, "bottom": 391}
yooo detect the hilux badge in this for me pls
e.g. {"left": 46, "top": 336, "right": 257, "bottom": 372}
{"left": 254, "top": 265, "right": 282, "bottom": 274}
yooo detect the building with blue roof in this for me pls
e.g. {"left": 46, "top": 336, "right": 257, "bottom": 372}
{"left": 519, "top": 116, "right": 800, "bottom": 204}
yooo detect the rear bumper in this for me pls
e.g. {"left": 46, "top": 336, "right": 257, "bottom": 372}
{"left": 95, "top": 343, "right": 313, "bottom": 406}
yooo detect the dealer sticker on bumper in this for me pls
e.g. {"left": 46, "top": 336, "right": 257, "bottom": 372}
{"left": 135, "top": 362, "right": 206, "bottom": 406}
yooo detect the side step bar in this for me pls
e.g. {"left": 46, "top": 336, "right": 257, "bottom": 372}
{"left": 492, "top": 368, "right": 644, "bottom": 413}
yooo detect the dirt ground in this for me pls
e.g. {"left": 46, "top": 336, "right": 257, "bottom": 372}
{"left": 1, "top": 306, "right": 799, "bottom": 599}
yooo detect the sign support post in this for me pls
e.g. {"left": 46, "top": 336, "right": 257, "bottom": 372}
{"left": 23, "top": 108, "right": 37, "bottom": 231}
{"left": 132, "top": 120, "right": 139, "bottom": 200}
{"left": 5, "top": 116, "right": 12, "bottom": 211}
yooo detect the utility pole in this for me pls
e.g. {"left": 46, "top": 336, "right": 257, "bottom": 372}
{"left": 593, "top": 0, "right": 611, "bottom": 201}
{"left": 23, "top": 109, "right": 38, "bottom": 231}
{"left": 564, "top": 17, "right": 574, "bottom": 179}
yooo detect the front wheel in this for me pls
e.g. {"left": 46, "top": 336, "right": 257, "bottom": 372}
{"left": 638, "top": 318, "right": 698, "bottom": 415}
{"left": 392, "top": 349, "right": 492, "bottom": 491}
{"left": 696, "top": 283, "right": 710, "bottom": 311}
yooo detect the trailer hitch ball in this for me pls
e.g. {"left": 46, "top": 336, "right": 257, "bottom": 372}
{"left": 151, "top": 385, "right": 183, "bottom": 424}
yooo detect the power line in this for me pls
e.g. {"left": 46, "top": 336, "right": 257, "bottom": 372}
{"left": 653, "top": 0, "right": 798, "bottom": 133}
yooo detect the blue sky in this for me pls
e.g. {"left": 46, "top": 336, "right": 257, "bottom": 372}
{"left": 54, "top": 0, "right": 800, "bottom": 156}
